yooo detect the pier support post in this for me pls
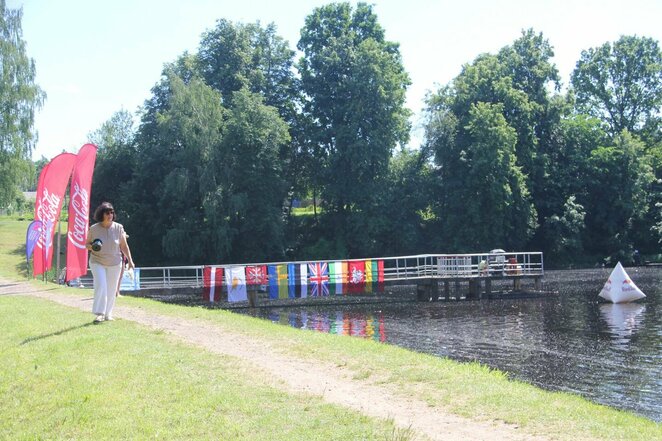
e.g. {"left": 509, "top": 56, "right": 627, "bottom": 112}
{"left": 248, "top": 290, "right": 257, "bottom": 308}
{"left": 534, "top": 277, "right": 542, "bottom": 291}
{"left": 484, "top": 278, "right": 492, "bottom": 298}
{"left": 432, "top": 281, "right": 440, "bottom": 301}
{"left": 417, "top": 279, "right": 436, "bottom": 301}
{"left": 444, "top": 281, "right": 450, "bottom": 301}
{"left": 455, "top": 281, "right": 462, "bottom": 300}
{"left": 468, "top": 279, "right": 479, "bottom": 299}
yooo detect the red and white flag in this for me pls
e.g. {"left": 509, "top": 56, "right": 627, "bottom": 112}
{"left": 246, "top": 265, "right": 267, "bottom": 285}
{"left": 66, "top": 144, "right": 98, "bottom": 281}
{"left": 33, "top": 153, "right": 77, "bottom": 277}
{"left": 347, "top": 260, "right": 366, "bottom": 293}
{"left": 203, "top": 266, "right": 224, "bottom": 302}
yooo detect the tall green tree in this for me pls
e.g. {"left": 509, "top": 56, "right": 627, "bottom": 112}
{"left": 0, "top": 0, "right": 45, "bottom": 208}
{"left": 429, "top": 30, "right": 563, "bottom": 252}
{"left": 544, "top": 195, "right": 586, "bottom": 264}
{"left": 426, "top": 102, "right": 536, "bottom": 250}
{"left": 536, "top": 113, "right": 606, "bottom": 260}
{"left": 197, "top": 20, "right": 297, "bottom": 120}
{"left": 369, "top": 148, "right": 434, "bottom": 256}
{"left": 622, "top": 137, "right": 662, "bottom": 255}
{"left": 298, "top": 2, "right": 411, "bottom": 255}
{"left": 424, "top": 31, "right": 560, "bottom": 251}
{"left": 88, "top": 109, "right": 136, "bottom": 213}
{"left": 582, "top": 131, "right": 655, "bottom": 261}
{"left": 571, "top": 35, "right": 662, "bottom": 139}
{"left": 497, "top": 29, "right": 561, "bottom": 175}
{"left": 129, "top": 72, "right": 225, "bottom": 265}
{"left": 196, "top": 19, "right": 309, "bottom": 223}
{"left": 202, "top": 88, "right": 290, "bottom": 263}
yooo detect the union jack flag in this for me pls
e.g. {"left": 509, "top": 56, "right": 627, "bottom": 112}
{"left": 308, "top": 262, "right": 330, "bottom": 296}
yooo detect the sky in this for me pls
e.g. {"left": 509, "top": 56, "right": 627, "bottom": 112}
{"left": 7, "top": 0, "right": 662, "bottom": 161}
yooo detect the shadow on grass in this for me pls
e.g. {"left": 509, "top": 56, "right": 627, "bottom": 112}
{"left": 20, "top": 322, "right": 95, "bottom": 345}
{"left": 13, "top": 246, "right": 64, "bottom": 281}
{"left": 12, "top": 244, "right": 29, "bottom": 278}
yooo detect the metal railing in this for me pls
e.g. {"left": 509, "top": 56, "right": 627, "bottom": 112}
{"left": 76, "top": 251, "right": 543, "bottom": 290}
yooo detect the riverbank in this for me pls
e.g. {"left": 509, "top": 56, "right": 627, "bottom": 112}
{"left": 1, "top": 278, "right": 660, "bottom": 440}
{"left": 2, "top": 218, "right": 661, "bottom": 439}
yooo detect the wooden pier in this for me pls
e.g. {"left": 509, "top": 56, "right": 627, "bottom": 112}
{"left": 381, "top": 252, "right": 544, "bottom": 301}
{"left": 94, "top": 251, "right": 546, "bottom": 305}
{"left": 413, "top": 273, "right": 544, "bottom": 302}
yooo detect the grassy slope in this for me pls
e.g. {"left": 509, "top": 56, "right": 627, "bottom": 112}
{"left": 1, "top": 218, "right": 660, "bottom": 440}
{"left": 0, "top": 297, "right": 397, "bottom": 440}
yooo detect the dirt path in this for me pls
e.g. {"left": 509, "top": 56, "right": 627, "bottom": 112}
{"left": 2, "top": 278, "right": 549, "bottom": 441}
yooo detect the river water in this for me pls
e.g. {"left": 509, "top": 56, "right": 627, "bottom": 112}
{"left": 239, "top": 267, "right": 662, "bottom": 421}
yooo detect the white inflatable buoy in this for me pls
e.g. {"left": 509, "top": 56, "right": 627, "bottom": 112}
{"left": 598, "top": 262, "right": 646, "bottom": 303}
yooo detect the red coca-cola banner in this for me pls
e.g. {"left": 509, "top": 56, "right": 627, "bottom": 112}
{"left": 66, "top": 144, "right": 98, "bottom": 281}
{"left": 33, "top": 153, "right": 77, "bottom": 277}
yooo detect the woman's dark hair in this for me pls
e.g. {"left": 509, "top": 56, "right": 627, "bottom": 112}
{"left": 94, "top": 202, "right": 115, "bottom": 222}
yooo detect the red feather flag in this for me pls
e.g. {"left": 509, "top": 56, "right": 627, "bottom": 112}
{"left": 66, "top": 144, "right": 98, "bottom": 281}
{"left": 33, "top": 153, "right": 77, "bottom": 277}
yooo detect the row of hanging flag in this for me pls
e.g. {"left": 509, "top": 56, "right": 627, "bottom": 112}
{"left": 203, "top": 260, "right": 385, "bottom": 302}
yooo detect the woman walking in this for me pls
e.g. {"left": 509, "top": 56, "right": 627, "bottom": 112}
{"left": 87, "top": 202, "right": 135, "bottom": 323}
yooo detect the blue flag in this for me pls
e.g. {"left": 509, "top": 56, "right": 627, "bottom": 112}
{"left": 288, "top": 263, "right": 297, "bottom": 298}
{"left": 267, "top": 265, "right": 279, "bottom": 299}
{"left": 25, "top": 220, "right": 43, "bottom": 267}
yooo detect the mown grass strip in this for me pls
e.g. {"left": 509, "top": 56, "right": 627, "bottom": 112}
{"left": 0, "top": 295, "right": 401, "bottom": 440}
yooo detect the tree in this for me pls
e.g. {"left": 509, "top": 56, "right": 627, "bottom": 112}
{"left": 129, "top": 73, "right": 225, "bottom": 265}
{"left": 428, "top": 30, "right": 564, "bottom": 252}
{"left": 436, "top": 102, "right": 536, "bottom": 250}
{"left": 571, "top": 35, "right": 662, "bottom": 138}
{"left": 369, "top": 148, "right": 434, "bottom": 256}
{"left": 535, "top": 113, "right": 606, "bottom": 260}
{"left": 89, "top": 109, "right": 135, "bottom": 149}
{"left": 197, "top": 20, "right": 297, "bottom": 121}
{"left": 544, "top": 195, "right": 586, "bottom": 264}
{"left": 632, "top": 142, "right": 662, "bottom": 253}
{"left": 197, "top": 19, "right": 309, "bottom": 230}
{"left": 298, "top": 2, "right": 411, "bottom": 255}
{"left": 582, "top": 131, "right": 655, "bottom": 261}
{"left": 203, "top": 88, "right": 291, "bottom": 263}
{"left": 424, "top": 31, "right": 561, "bottom": 251}
{"left": 88, "top": 109, "right": 136, "bottom": 212}
{"left": 0, "top": 0, "right": 45, "bottom": 208}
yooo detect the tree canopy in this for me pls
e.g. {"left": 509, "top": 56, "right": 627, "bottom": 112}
{"left": 74, "top": 7, "right": 662, "bottom": 268}
{"left": 571, "top": 35, "right": 662, "bottom": 140}
{"left": 0, "top": 0, "right": 44, "bottom": 208}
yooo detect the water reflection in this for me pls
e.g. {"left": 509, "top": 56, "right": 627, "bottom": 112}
{"left": 599, "top": 303, "right": 645, "bottom": 343}
{"left": 242, "top": 267, "right": 662, "bottom": 422}
{"left": 266, "top": 310, "right": 387, "bottom": 342}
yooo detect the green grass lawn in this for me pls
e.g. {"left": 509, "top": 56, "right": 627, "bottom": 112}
{"left": 0, "top": 296, "right": 399, "bottom": 440}
{"left": 0, "top": 218, "right": 30, "bottom": 278}
{"left": 2, "top": 217, "right": 661, "bottom": 440}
